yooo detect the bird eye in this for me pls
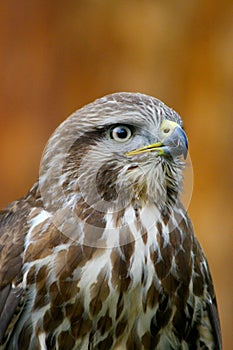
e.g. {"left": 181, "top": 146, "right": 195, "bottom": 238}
{"left": 109, "top": 125, "right": 133, "bottom": 142}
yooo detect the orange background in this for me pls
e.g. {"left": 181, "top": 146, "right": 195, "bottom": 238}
{"left": 0, "top": 1, "right": 232, "bottom": 348}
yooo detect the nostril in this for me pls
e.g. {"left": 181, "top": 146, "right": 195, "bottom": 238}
{"left": 163, "top": 128, "right": 170, "bottom": 134}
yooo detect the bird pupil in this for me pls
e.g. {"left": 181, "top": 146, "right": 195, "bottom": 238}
{"left": 117, "top": 128, "right": 128, "bottom": 138}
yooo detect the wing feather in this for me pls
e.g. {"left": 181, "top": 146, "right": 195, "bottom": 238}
{"left": 0, "top": 191, "right": 37, "bottom": 346}
{"left": 203, "top": 259, "right": 222, "bottom": 350}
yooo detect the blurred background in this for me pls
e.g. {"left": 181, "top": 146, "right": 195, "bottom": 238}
{"left": 0, "top": 1, "right": 232, "bottom": 348}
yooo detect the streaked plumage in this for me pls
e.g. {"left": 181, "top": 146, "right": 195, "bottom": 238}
{"left": 0, "top": 93, "right": 221, "bottom": 349}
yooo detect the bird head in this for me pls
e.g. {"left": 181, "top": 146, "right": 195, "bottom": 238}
{"left": 39, "top": 93, "right": 188, "bottom": 224}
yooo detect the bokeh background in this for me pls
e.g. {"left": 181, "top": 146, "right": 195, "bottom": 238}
{"left": 0, "top": 1, "right": 232, "bottom": 348}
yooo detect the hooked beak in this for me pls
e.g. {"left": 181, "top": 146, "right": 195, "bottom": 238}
{"left": 125, "top": 120, "right": 188, "bottom": 159}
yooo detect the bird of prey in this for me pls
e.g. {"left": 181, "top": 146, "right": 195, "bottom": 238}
{"left": 0, "top": 93, "right": 221, "bottom": 349}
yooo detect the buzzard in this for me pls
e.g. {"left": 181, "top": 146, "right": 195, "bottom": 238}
{"left": 0, "top": 93, "right": 221, "bottom": 349}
